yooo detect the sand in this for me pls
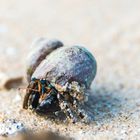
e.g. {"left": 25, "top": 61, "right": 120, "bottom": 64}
{"left": 0, "top": 0, "right": 140, "bottom": 139}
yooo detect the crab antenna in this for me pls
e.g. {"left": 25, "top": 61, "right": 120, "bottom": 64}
{"left": 18, "top": 87, "right": 39, "bottom": 92}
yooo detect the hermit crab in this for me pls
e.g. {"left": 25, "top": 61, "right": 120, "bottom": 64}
{"left": 22, "top": 38, "right": 97, "bottom": 122}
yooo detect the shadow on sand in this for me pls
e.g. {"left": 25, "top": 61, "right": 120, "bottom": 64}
{"left": 83, "top": 85, "right": 124, "bottom": 123}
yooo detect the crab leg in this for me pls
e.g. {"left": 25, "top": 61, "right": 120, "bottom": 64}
{"left": 23, "top": 88, "right": 32, "bottom": 109}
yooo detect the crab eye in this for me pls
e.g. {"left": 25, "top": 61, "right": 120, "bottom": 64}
{"left": 31, "top": 77, "right": 37, "bottom": 81}
{"left": 40, "top": 79, "right": 46, "bottom": 84}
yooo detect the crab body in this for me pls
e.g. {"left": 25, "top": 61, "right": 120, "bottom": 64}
{"left": 24, "top": 38, "right": 97, "bottom": 121}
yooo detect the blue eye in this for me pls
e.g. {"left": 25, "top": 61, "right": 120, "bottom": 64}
{"left": 31, "top": 77, "right": 36, "bottom": 81}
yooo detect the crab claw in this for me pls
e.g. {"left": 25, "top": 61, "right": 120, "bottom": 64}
{"left": 36, "top": 93, "right": 61, "bottom": 115}
{"left": 30, "top": 92, "right": 40, "bottom": 109}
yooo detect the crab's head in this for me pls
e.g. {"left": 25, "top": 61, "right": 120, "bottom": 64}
{"left": 23, "top": 78, "right": 61, "bottom": 115}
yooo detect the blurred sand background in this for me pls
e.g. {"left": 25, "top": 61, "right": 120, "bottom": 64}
{"left": 0, "top": 0, "right": 140, "bottom": 139}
